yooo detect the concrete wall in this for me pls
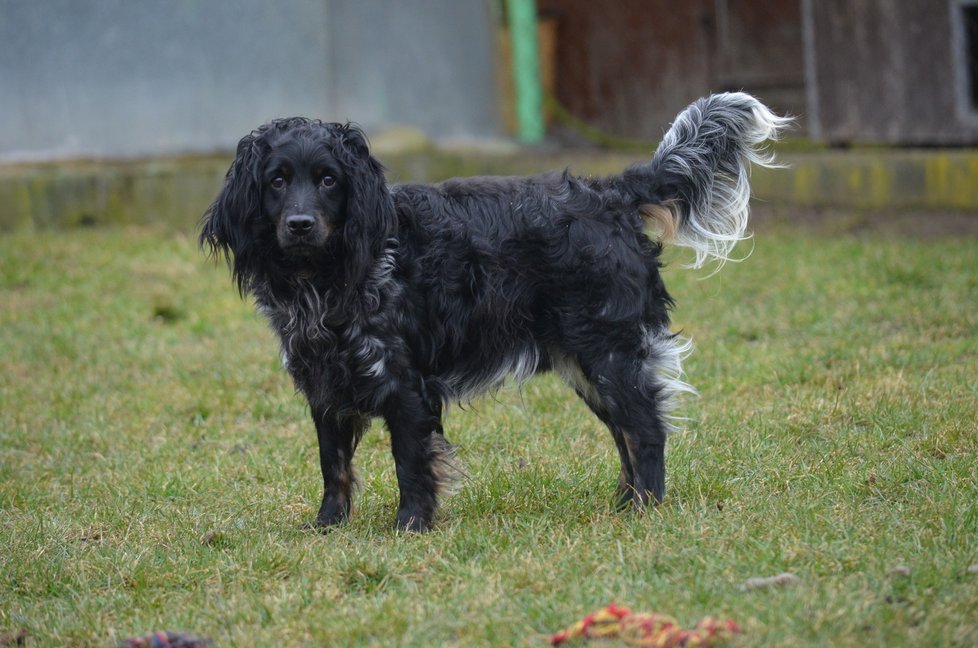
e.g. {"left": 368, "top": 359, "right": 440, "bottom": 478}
{"left": 0, "top": 0, "right": 500, "bottom": 162}
{"left": 330, "top": 0, "right": 501, "bottom": 140}
{"left": 6, "top": 146, "right": 978, "bottom": 232}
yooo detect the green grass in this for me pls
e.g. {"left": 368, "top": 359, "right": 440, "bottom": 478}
{"left": 1, "top": 221, "right": 976, "bottom": 646}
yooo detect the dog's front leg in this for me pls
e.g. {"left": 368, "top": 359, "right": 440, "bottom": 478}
{"left": 383, "top": 390, "right": 447, "bottom": 532}
{"left": 309, "top": 409, "right": 366, "bottom": 530}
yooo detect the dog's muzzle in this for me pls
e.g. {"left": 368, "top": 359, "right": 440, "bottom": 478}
{"left": 279, "top": 213, "right": 330, "bottom": 253}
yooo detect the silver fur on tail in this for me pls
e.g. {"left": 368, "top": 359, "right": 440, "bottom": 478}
{"left": 647, "top": 92, "right": 791, "bottom": 269}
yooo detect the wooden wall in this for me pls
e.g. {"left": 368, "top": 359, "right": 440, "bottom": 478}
{"left": 535, "top": 0, "right": 805, "bottom": 139}
{"left": 806, "top": 0, "right": 978, "bottom": 145}
{"left": 533, "top": 0, "right": 978, "bottom": 145}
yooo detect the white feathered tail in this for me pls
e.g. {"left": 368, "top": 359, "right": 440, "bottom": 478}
{"left": 625, "top": 92, "right": 791, "bottom": 269}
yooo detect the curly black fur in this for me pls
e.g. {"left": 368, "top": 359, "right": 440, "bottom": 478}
{"left": 200, "top": 93, "right": 788, "bottom": 532}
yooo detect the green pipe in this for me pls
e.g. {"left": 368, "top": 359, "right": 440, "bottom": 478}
{"left": 506, "top": 0, "right": 545, "bottom": 143}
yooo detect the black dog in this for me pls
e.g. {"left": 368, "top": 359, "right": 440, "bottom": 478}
{"left": 200, "top": 92, "right": 787, "bottom": 532}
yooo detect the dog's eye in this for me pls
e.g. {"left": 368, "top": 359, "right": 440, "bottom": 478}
{"left": 320, "top": 175, "right": 336, "bottom": 188}
{"left": 270, "top": 176, "right": 286, "bottom": 190}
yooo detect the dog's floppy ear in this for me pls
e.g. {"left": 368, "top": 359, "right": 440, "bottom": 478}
{"left": 199, "top": 127, "right": 268, "bottom": 293}
{"left": 330, "top": 123, "right": 396, "bottom": 287}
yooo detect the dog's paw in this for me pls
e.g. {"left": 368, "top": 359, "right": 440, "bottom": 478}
{"left": 298, "top": 519, "right": 335, "bottom": 534}
{"left": 394, "top": 509, "right": 433, "bottom": 533}
{"left": 613, "top": 486, "right": 634, "bottom": 512}
{"left": 299, "top": 511, "right": 347, "bottom": 533}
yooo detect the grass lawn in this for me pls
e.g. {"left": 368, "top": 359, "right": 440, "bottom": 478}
{"left": 1, "top": 218, "right": 976, "bottom": 646}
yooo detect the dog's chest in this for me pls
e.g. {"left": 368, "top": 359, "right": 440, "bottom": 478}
{"left": 259, "top": 289, "right": 392, "bottom": 399}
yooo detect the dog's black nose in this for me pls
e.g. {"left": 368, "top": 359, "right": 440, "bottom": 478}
{"left": 286, "top": 214, "right": 316, "bottom": 236}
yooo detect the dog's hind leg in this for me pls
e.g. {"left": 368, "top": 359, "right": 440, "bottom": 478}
{"left": 595, "top": 359, "right": 670, "bottom": 508}
{"left": 605, "top": 329, "right": 694, "bottom": 508}
{"left": 579, "top": 397, "right": 635, "bottom": 510}
{"left": 559, "top": 328, "right": 694, "bottom": 509}
{"left": 553, "top": 352, "right": 638, "bottom": 509}
{"left": 310, "top": 410, "right": 368, "bottom": 530}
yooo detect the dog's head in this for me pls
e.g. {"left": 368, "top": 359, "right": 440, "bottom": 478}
{"left": 200, "top": 118, "right": 395, "bottom": 293}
